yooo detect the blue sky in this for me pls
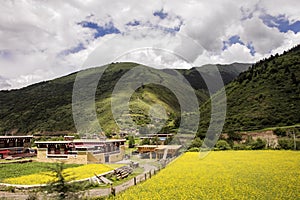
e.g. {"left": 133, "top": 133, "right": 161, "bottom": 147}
{"left": 153, "top": 9, "right": 169, "bottom": 20}
{"left": 261, "top": 14, "right": 300, "bottom": 33}
{"left": 79, "top": 21, "right": 121, "bottom": 38}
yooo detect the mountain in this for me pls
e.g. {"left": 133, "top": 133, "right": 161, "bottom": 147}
{"left": 178, "top": 63, "right": 251, "bottom": 93}
{"left": 0, "top": 62, "right": 250, "bottom": 136}
{"left": 198, "top": 45, "right": 300, "bottom": 137}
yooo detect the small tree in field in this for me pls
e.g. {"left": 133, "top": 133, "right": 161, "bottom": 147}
{"left": 128, "top": 135, "right": 135, "bottom": 148}
{"left": 44, "top": 162, "right": 84, "bottom": 200}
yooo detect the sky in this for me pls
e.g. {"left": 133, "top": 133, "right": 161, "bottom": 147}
{"left": 0, "top": 0, "right": 300, "bottom": 90}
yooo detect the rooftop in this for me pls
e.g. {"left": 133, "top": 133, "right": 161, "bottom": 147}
{"left": 137, "top": 145, "right": 182, "bottom": 150}
{"left": 0, "top": 135, "right": 33, "bottom": 139}
{"left": 35, "top": 138, "right": 126, "bottom": 145}
{"left": 73, "top": 139, "right": 126, "bottom": 143}
{"left": 35, "top": 141, "right": 72, "bottom": 144}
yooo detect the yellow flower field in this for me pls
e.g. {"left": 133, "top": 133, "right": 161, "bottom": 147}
{"left": 3, "top": 164, "right": 114, "bottom": 185}
{"left": 115, "top": 151, "right": 300, "bottom": 200}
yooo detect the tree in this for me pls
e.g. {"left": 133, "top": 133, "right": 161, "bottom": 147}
{"left": 128, "top": 136, "right": 135, "bottom": 148}
{"left": 273, "top": 128, "right": 286, "bottom": 137}
{"left": 291, "top": 73, "right": 297, "bottom": 85}
{"left": 44, "top": 162, "right": 84, "bottom": 200}
{"left": 227, "top": 131, "right": 242, "bottom": 142}
{"left": 278, "top": 139, "right": 293, "bottom": 150}
{"left": 140, "top": 138, "right": 150, "bottom": 145}
{"left": 216, "top": 140, "right": 231, "bottom": 150}
{"left": 251, "top": 138, "right": 266, "bottom": 150}
{"left": 189, "top": 138, "right": 203, "bottom": 149}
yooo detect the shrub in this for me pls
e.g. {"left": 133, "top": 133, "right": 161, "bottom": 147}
{"left": 128, "top": 136, "right": 135, "bottom": 148}
{"left": 216, "top": 140, "right": 231, "bottom": 150}
{"left": 233, "top": 143, "right": 247, "bottom": 150}
{"left": 251, "top": 138, "right": 266, "bottom": 150}
{"left": 278, "top": 139, "right": 294, "bottom": 150}
{"left": 189, "top": 138, "right": 203, "bottom": 149}
{"left": 274, "top": 128, "right": 287, "bottom": 137}
{"left": 187, "top": 147, "right": 199, "bottom": 152}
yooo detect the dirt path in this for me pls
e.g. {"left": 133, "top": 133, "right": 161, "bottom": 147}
{"left": 0, "top": 192, "right": 28, "bottom": 200}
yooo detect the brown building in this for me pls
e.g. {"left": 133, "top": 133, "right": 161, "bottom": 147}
{"left": 35, "top": 136, "right": 126, "bottom": 164}
{"left": 0, "top": 135, "right": 34, "bottom": 159}
{"left": 137, "top": 145, "right": 182, "bottom": 160}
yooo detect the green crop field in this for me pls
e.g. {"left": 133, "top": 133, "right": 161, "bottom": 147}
{"left": 114, "top": 151, "right": 300, "bottom": 200}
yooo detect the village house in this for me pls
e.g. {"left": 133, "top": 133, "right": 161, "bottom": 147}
{"left": 137, "top": 144, "right": 182, "bottom": 160}
{"left": 0, "top": 135, "right": 34, "bottom": 159}
{"left": 35, "top": 136, "right": 126, "bottom": 164}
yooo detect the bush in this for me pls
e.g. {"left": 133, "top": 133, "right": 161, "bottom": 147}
{"left": 189, "top": 138, "right": 203, "bottom": 149}
{"left": 274, "top": 128, "right": 287, "bottom": 137}
{"left": 188, "top": 147, "right": 199, "bottom": 152}
{"left": 233, "top": 143, "right": 247, "bottom": 150}
{"left": 278, "top": 139, "right": 294, "bottom": 150}
{"left": 128, "top": 136, "right": 135, "bottom": 148}
{"left": 227, "top": 131, "right": 242, "bottom": 141}
{"left": 216, "top": 140, "right": 231, "bottom": 150}
{"left": 140, "top": 138, "right": 150, "bottom": 145}
{"left": 251, "top": 138, "right": 266, "bottom": 150}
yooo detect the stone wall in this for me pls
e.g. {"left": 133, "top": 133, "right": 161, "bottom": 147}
{"left": 87, "top": 152, "right": 105, "bottom": 163}
{"left": 36, "top": 148, "right": 88, "bottom": 164}
{"left": 109, "top": 146, "right": 125, "bottom": 163}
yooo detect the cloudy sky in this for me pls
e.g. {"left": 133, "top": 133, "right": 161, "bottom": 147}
{"left": 0, "top": 0, "right": 300, "bottom": 90}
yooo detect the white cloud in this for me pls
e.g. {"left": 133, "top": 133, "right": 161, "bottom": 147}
{"left": 239, "top": 16, "right": 285, "bottom": 54}
{"left": 0, "top": 0, "right": 299, "bottom": 90}
{"left": 259, "top": 0, "right": 300, "bottom": 22}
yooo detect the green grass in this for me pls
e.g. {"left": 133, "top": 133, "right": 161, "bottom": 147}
{"left": 0, "top": 162, "right": 81, "bottom": 181}
{"left": 262, "top": 124, "right": 300, "bottom": 131}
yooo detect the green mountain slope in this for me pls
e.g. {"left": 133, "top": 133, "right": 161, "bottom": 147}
{"left": 198, "top": 45, "right": 300, "bottom": 137}
{"left": 178, "top": 63, "right": 250, "bottom": 93}
{"left": 0, "top": 62, "right": 249, "bottom": 135}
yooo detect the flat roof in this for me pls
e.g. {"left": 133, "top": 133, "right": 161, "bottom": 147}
{"left": 73, "top": 139, "right": 126, "bottom": 143}
{"left": 35, "top": 141, "right": 72, "bottom": 144}
{"left": 146, "top": 134, "right": 173, "bottom": 136}
{"left": 0, "top": 135, "right": 33, "bottom": 139}
{"left": 35, "top": 139, "right": 126, "bottom": 144}
{"left": 137, "top": 145, "right": 182, "bottom": 149}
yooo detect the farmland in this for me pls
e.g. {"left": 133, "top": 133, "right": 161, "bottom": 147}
{"left": 114, "top": 151, "right": 300, "bottom": 200}
{"left": 0, "top": 163, "right": 119, "bottom": 185}
{"left": 0, "top": 162, "right": 81, "bottom": 181}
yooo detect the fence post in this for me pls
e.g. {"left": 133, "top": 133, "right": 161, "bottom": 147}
{"left": 134, "top": 177, "right": 137, "bottom": 185}
{"left": 144, "top": 173, "right": 147, "bottom": 181}
{"left": 111, "top": 184, "right": 115, "bottom": 196}
{"left": 149, "top": 170, "right": 152, "bottom": 179}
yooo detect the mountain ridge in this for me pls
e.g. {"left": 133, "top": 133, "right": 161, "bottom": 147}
{"left": 0, "top": 62, "right": 250, "bottom": 135}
